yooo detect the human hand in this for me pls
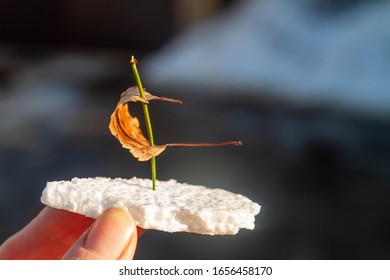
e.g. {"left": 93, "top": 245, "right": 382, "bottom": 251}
{"left": 0, "top": 206, "right": 144, "bottom": 260}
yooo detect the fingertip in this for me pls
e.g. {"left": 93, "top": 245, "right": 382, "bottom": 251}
{"left": 64, "top": 208, "right": 138, "bottom": 260}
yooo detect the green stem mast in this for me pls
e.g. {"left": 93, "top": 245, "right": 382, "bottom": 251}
{"left": 130, "top": 56, "right": 157, "bottom": 191}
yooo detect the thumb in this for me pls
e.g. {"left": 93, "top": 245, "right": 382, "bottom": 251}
{"left": 63, "top": 208, "right": 138, "bottom": 260}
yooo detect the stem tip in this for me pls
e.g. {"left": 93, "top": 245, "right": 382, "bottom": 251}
{"left": 130, "top": 56, "right": 137, "bottom": 65}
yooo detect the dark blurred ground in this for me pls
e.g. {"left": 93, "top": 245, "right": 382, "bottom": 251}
{"left": 1, "top": 0, "right": 390, "bottom": 259}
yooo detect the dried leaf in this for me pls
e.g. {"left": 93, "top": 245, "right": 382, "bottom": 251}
{"left": 109, "top": 86, "right": 181, "bottom": 161}
{"left": 109, "top": 86, "right": 242, "bottom": 162}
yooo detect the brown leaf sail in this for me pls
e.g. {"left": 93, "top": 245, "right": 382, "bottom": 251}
{"left": 109, "top": 86, "right": 242, "bottom": 161}
{"left": 109, "top": 86, "right": 182, "bottom": 161}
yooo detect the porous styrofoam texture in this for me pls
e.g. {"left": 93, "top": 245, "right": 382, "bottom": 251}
{"left": 41, "top": 177, "right": 261, "bottom": 235}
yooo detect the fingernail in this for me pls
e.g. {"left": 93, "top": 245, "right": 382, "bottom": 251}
{"left": 84, "top": 208, "right": 134, "bottom": 259}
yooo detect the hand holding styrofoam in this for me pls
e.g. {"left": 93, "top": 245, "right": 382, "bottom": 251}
{"left": 41, "top": 177, "right": 261, "bottom": 235}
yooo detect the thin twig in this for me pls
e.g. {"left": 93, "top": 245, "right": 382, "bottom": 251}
{"left": 130, "top": 56, "right": 157, "bottom": 191}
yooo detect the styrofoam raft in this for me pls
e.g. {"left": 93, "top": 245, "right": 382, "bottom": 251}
{"left": 41, "top": 177, "right": 261, "bottom": 235}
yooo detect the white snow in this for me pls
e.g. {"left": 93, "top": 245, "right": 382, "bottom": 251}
{"left": 144, "top": 0, "right": 390, "bottom": 117}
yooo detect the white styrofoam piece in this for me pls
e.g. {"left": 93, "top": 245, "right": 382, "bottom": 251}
{"left": 41, "top": 177, "right": 261, "bottom": 235}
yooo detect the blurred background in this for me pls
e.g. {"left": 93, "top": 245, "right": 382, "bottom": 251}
{"left": 1, "top": 0, "right": 390, "bottom": 259}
